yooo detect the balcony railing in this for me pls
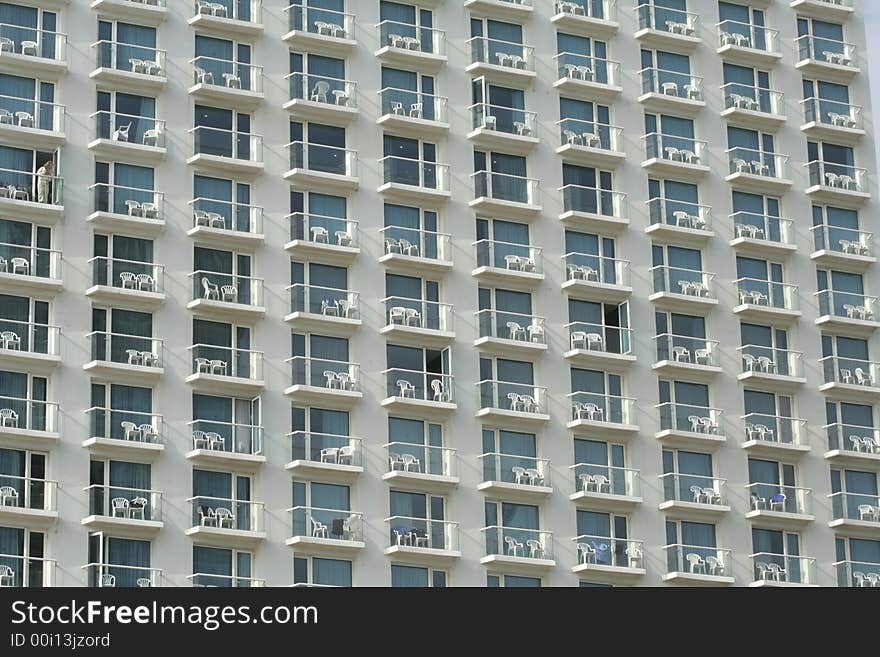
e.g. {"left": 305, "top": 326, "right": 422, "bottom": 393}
{"left": 0, "top": 474, "right": 56, "bottom": 513}
{"left": 288, "top": 283, "right": 359, "bottom": 318}
{"left": 473, "top": 170, "right": 540, "bottom": 206}
{"left": 286, "top": 141, "right": 357, "bottom": 177}
{"left": 554, "top": 52, "right": 620, "bottom": 87}
{"left": 751, "top": 553, "right": 816, "bottom": 585}
{"left": 0, "top": 395, "right": 58, "bottom": 433}
{"left": 379, "top": 87, "right": 447, "bottom": 123}
{"left": 0, "top": 94, "right": 64, "bottom": 133}
{"left": 381, "top": 226, "right": 448, "bottom": 262}
{"left": 657, "top": 402, "right": 723, "bottom": 436}
{"left": 470, "top": 102, "right": 536, "bottom": 137}
{"left": 188, "top": 419, "right": 262, "bottom": 456}
{"left": 747, "top": 483, "right": 812, "bottom": 515}
{"left": 193, "top": 0, "right": 262, "bottom": 24}
{"left": 557, "top": 118, "right": 623, "bottom": 153}
{"left": 285, "top": 3, "right": 354, "bottom": 40}
{"left": 744, "top": 412, "right": 808, "bottom": 447}
{"left": 721, "top": 83, "right": 783, "bottom": 116}
{"left": 289, "top": 212, "right": 356, "bottom": 248}
{"left": 645, "top": 132, "right": 708, "bottom": 165}
{"left": 87, "top": 407, "right": 161, "bottom": 444}
{"left": 0, "top": 23, "right": 66, "bottom": 63}
{"left": 0, "top": 554, "right": 54, "bottom": 587}
{"left": 287, "top": 356, "right": 358, "bottom": 391}
{"left": 383, "top": 368, "right": 454, "bottom": 403}
{"left": 566, "top": 321, "right": 633, "bottom": 355}
{"left": 0, "top": 318, "right": 59, "bottom": 356}
{"left": 571, "top": 463, "right": 640, "bottom": 498}
{"left": 806, "top": 160, "right": 868, "bottom": 192}
{"left": 85, "top": 484, "right": 162, "bottom": 522}
{"left": 289, "top": 431, "right": 361, "bottom": 466}
{"left": 564, "top": 252, "right": 629, "bottom": 287}
{"left": 0, "top": 167, "right": 63, "bottom": 206}
{"left": 475, "top": 239, "right": 541, "bottom": 274}
{"left": 191, "top": 126, "right": 262, "bottom": 163}
{"left": 287, "top": 72, "right": 356, "bottom": 108}
{"left": 664, "top": 544, "right": 731, "bottom": 577}
{"left": 732, "top": 212, "right": 792, "bottom": 245}
{"left": 811, "top": 224, "right": 871, "bottom": 258}
{"left": 91, "top": 183, "right": 162, "bottom": 220}
{"left": 647, "top": 197, "right": 712, "bottom": 232}
{"left": 820, "top": 356, "right": 880, "bottom": 389}
{"left": 728, "top": 147, "right": 789, "bottom": 179}
{"left": 825, "top": 422, "right": 880, "bottom": 455}
{"left": 476, "top": 309, "right": 545, "bottom": 345}
{"left": 191, "top": 56, "right": 263, "bottom": 94}
{"left": 717, "top": 20, "right": 779, "bottom": 53}
{"left": 829, "top": 491, "right": 880, "bottom": 525}
{"left": 660, "top": 472, "right": 726, "bottom": 506}
{"left": 192, "top": 197, "right": 262, "bottom": 236}
{"left": 482, "top": 526, "right": 553, "bottom": 560}
{"left": 478, "top": 380, "right": 547, "bottom": 414}
{"left": 554, "top": 0, "right": 615, "bottom": 21}
{"left": 480, "top": 452, "right": 549, "bottom": 487}
{"left": 380, "top": 156, "right": 449, "bottom": 192}
{"left": 467, "top": 36, "right": 532, "bottom": 71}
{"left": 801, "top": 97, "right": 862, "bottom": 130}
{"left": 189, "top": 573, "right": 265, "bottom": 587}
{"left": 568, "top": 391, "right": 636, "bottom": 426}
{"left": 636, "top": 3, "right": 698, "bottom": 36}
{"left": 88, "top": 331, "right": 163, "bottom": 369}
{"left": 834, "top": 560, "right": 880, "bottom": 588}
{"left": 735, "top": 278, "right": 798, "bottom": 310}
{"left": 651, "top": 265, "right": 715, "bottom": 298}
{"left": 189, "top": 495, "right": 264, "bottom": 532}
{"left": 386, "top": 516, "right": 459, "bottom": 551}
{"left": 90, "top": 256, "right": 164, "bottom": 294}
{"left": 640, "top": 67, "right": 702, "bottom": 100}
{"left": 289, "top": 506, "right": 363, "bottom": 542}
{"left": 815, "top": 289, "right": 879, "bottom": 322}
{"left": 654, "top": 333, "right": 719, "bottom": 367}
{"left": 92, "top": 110, "right": 163, "bottom": 148}
{"left": 85, "top": 563, "right": 160, "bottom": 588}
{"left": 560, "top": 184, "right": 627, "bottom": 219}
{"left": 383, "top": 296, "right": 453, "bottom": 332}
{"left": 738, "top": 345, "right": 803, "bottom": 379}
{"left": 189, "top": 344, "right": 263, "bottom": 381}
{"left": 575, "top": 536, "right": 644, "bottom": 569}
{"left": 378, "top": 20, "right": 446, "bottom": 56}
{"left": 190, "top": 270, "right": 264, "bottom": 308}
{"left": 796, "top": 34, "right": 856, "bottom": 68}
{"left": 92, "top": 40, "right": 165, "bottom": 76}
{"left": 0, "top": 241, "right": 60, "bottom": 280}
{"left": 387, "top": 442, "right": 456, "bottom": 478}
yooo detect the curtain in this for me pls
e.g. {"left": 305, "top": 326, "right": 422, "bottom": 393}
{"left": 391, "top": 565, "right": 429, "bottom": 587}
{"left": 313, "top": 558, "right": 351, "bottom": 586}
{"left": 0, "top": 526, "right": 24, "bottom": 584}
{"left": 107, "top": 538, "right": 149, "bottom": 587}
{"left": 109, "top": 309, "right": 151, "bottom": 363}
{"left": 192, "top": 546, "right": 232, "bottom": 585}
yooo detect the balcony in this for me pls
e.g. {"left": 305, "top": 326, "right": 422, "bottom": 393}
{"left": 805, "top": 161, "right": 869, "bottom": 204}
{"left": 555, "top": 118, "right": 624, "bottom": 168}
{"left": 800, "top": 97, "right": 864, "bottom": 143}
{"left": 81, "top": 484, "right": 163, "bottom": 538}
{"left": 572, "top": 536, "right": 646, "bottom": 581}
{"left": 285, "top": 72, "right": 357, "bottom": 126}
{"left": 726, "top": 148, "right": 792, "bottom": 194}
{"left": 283, "top": 141, "right": 357, "bottom": 192}
{"left": 564, "top": 322, "right": 635, "bottom": 369}
{"left": 284, "top": 356, "right": 361, "bottom": 407}
{"left": 472, "top": 240, "right": 542, "bottom": 288}
{"left": 83, "top": 332, "right": 164, "bottom": 384}
{"left": 87, "top": 184, "right": 164, "bottom": 236}
{"left": 649, "top": 265, "right": 718, "bottom": 312}
{"left": 381, "top": 369, "right": 456, "bottom": 417}
{"left": 282, "top": 3, "right": 355, "bottom": 55}
{"left": 638, "top": 68, "right": 705, "bottom": 115}
{"left": 471, "top": 171, "right": 541, "bottom": 219}
{"left": 634, "top": 4, "right": 700, "bottom": 50}
{"left": 551, "top": 0, "right": 619, "bottom": 36}
{"left": 379, "top": 226, "right": 451, "bottom": 274}
{"left": 0, "top": 396, "right": 59, "bottom": 449}
{"left": 480, "top": 526, "right": 554, "bottom": 571}
{"left": 0, "top": 168, "right": 64, "bottom": 222}
{"left": 0, "top": 319, "right": 60, "bottom": 373}
{"left": 0, "top": 475, "right": 57, "bottom": 528}
{"left": 378, "top": 156, "right": 450, "bottom": 205}
{"left": 0, "top": 94, "right": 64, "bottom": 149}
{"left": 186, "top": 419, "right": 264, "bottom": 470}
{"left": 88, "top": 111, "right": 165, "bottom": 164}
{"left": 733, "top": 278, "right": 801, "bottom": 323}
{"left": 82, "top": 407, "right": 162, "bottom": 459}
{"left": 466, "top": 36, "right": 535, "bottom": 87}
{"left": 829, "top": 492, "right": 880, "bottom": 537}
{"left": 189, "top": 198, "right": 264, "bottom": 249}
{"left": 720, "top": 83, "right": 785, "bottom": 129}
{"left": 716, "top": 20, "right": 781, "bottom": 65}
{"left": 187, "top": 270, "right": 265, "bottom": 320}
{"left": 86, "top": 563, "right": 161, "bottom": 588}
{"left": 468, "top": 103, "right": 538, "bottom": 156}
{"left": 92, "top": 0, "right": 168, "bottom": 27}
{"left": 188, "top": 126, "right": 263, "bottom": 177}
{"left": 562, "top": 253, "right": 631, "bottom": 303}
{"left": 465, "top": 0, "right": 533, "bottom": 20}
{"left": 285, "top": 213, "right": 357, "bottom": 265}
{"left": 737, "top": 345, "right": 807, "bottom": 391}
{"left": 795, "top": 35, "right": 859, "bottom": 82}
{"left": 384, "top": 442, "right": 458, "bottom": 492}
{"left": 553, "top": 52, "right": 622, "bottom": 101}
{"left": 285, "top": 284, "right": 361, "bottom": 334}
{"left": 186, "top": 496, "right": 266, "bottom": 548}
{"left": 811, "top": 224, "right": 874, "bottom": 270}
{"left": 286, "top": 507, "right": 364, "bottom": 553}
{"left": 477, "top": 452, "right": 551, "bottom": 501}
{"left": 0, "top": 241, "right": 61, "bottom": 295}
{"left": 662, "top": 545, "right": 734, "bottom": 585}
{"left": 186, "top": 344, "right": 264, "bottom": 396}
{"left": 376, "top": 20, "right": 446, "bottom": 71}
{"left": 835, "top": 560, "right": 880, "bottom": 588}
{"left": 791, "top": 0, "right": 854, "bottom": 20}
{"left": 824, "top": 423, "right": 880, "bottom": 467}
{"left": 559, "top": 184, "right": 628, "bottom": 232}
{"left": 377, "top": 87, "right": 449, "bottom": 138}
{"left": 659, "top": 473, "right": 730, "bottom": 519}
{"left": 474, "top": 310, "right": 547, "bottom": 358}
{"left": 656, "top": 402, "right": 725, "bottom": 449}
{"left": 645, "top": 198, "right": 713, "bottom": 244}
{"left": 0, "top": 554, "right": 55, "bottom": 587}
{"left": 743, "top": 412, "right": 813, "bottom": 457}
{"left": 189, "top": 0, "right": 263, "bottom": 37}
{"left": 90, "top": 40, "right": 166, "bottom": 93}
{"left": 814, "top": 289, "right": 880, "bottom": 336}
{"left": 746, "top": 483, "right": 814, "bottom": 527}
{"left": 652, "top": 334, "right": 722, "bottom": 380}
{"left": 567, "top": 392, "right": 638, "bottom": 435}
{"left": 570, "top": 464, "right": 642, "bottom": 510}
{"left": 189, "top": 573, "right": 264, "bottom": 588}
{"left": 0, "top": 25, "right": 66, "bottom": 79}
{"left": 750, "top": 553, "right": 818, "bottom": 587}
{"left": 477, "top": 380, "right": 548, "bottom": 426}
{"left": 730, "top": 212, "right": 795, "bottom": 258}
{"left": 188, "top": 57, "right": 264, "bottom": 111}
{"left": 385, "top": 517, "right": 461, "bottom": 562}
{"left": 642, "top": 133, "right": 709, "bottom": 179}
{"left": 381, "top": 297, "right": 454, "bottom": 346}
{"left": 819, "top": 356, "right": 880, "bottom": 401}
{"left": 286, "top": 432, "right": 362, "bottom": 481}
{"left": 85, "top": 256, "right": 165, "bottom": 309}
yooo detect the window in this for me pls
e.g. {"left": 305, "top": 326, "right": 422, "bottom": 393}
{"left": 92, "top": 232, "right": 155, "bottom": 288}
{"left": 87, "top": 533, "right": 151, "bottom": 587}
{"left": 487, "top": 573, "right": 540, "bottom": 587}
{"left": 662, "top": 449, "right": 717, "bottom": 504}
{"left": 664, "top": 519, "right": 721, "bottom": 573}
{"left": 290, "top": 333, "right": 350, "bottom": 388}
{"left": 747, "top": 458, "right": 800, "bottom": 514}
{"left": 821, "top": 333, "right": 873, "bottom": 386}
{"left": 570, "top": 367, "right": 624, "bottom": 422}
{"left": 816, "top": 268, "right": 870, "bottom": 319}
{"left": 654, "top": 311, "right": 709, "bottom": 362}
{"left": 97, "top": 21, "right": 158, "bottom": 73}
{"left": 0, "top": 293, "right": 50, "bottom": 355}
{"left": 830, "top": 467, "right": 879, "bottom": 523}
{"left": 796, "top": 17, "right": 849, "bottom": 62}
{"left": 471, "top": 78, "right": 530, "bottom": 134}
{"left": 825, "top": 400, "right": 875, "bottom": 453}
{"left": 380, "top": 66, "right": 437, "bottom": 120}
{"left": 475, "top": 218, "right": 531, "bottom": 269}
{"left": 0, "top": 144, "right": 59, "bottom": 204}
{"left": 382, "top": 134, "right": 437, "bottom": 187}
{"left": 88, "top": 459, "right": 153, "bottom": 521}
{"left": 478, "top": 357, "right": 539, "bottom": 411}
{"left": 386, "top": 343, "right": 450, "bottom": 401}
{"left": 802, "top": 78, "right": 855, "bottom": 127}
{"left": 835, "top": 537, "right": 880, "bottom": 587}
{"left": 0, "top": 447, "right": 47, "bottom": 512}
{"left": 658, "top": 379, "right": 714, "bottom": 433}
{"left": 651, "top": 243, "right": 706, "bottom": 294}
{"left": 477, "top": 287, "right": 535, "bottom": 342}
{"left": 0, "top": 73, "right": 56, "bottom": 131}
{"left": 735, "top": 255, "right": 787, "bottom": 308}
{"left": 576, "top": 510, "right": 629, "bottom": 566}
{"left": 383, "top": 203, "right": 440, "bottom": 259}
{"left": 388, "top": 416, "right": 446, "bottom": 476}
{"left": 90, "top": 382, "right": 152, "bottom": 441}
{"left": 728, "top": 126, "right": 780, "bottom": 176}
{"left": 0, "top": 526, "right": 45, "bottom": 586}
{"left": 473, "top": 151, "right": 531, "bottom": 203}
{"left": 558, "top": 97, "right": 614, "bottom": 151}
{"left": 289, "top": 121, "right": 347, "bottom": 174}
{"left": 388, "top": 490, "right": 448, "bottom": 549}
{"left": 739, "top": 322, "right": 794, "bottom": 377}
{"left": 645, "top": 112, "right": 701, "bottom": 164}
{"left": 194, "top": 35, "right": 253, "bottom": 91}
{"left": 194, "top": 246, "right": 254, "bottom": 305}
{"left": 469, "top": 17, "right": 526, "bottom": 64}
{"left": 484, "top": 501, "right": 544, "bottom": 559}
{"left": 722, "top": 63, "right": 774, "bottom": 113}
{"left": 480, "top": 428, "right": 541, "bottom": 486}
{"left": 807, "top": 140, "right": 860, "bottom": 189}
{"left": 751, "top": 528, "right": 803, "bottom": 582}
{"left": 290, "top": 405, "right": 352, "bottom": 463}
{"left": 96, "top": 90, "right": 156, "bottom": 144}
{"left": 564, "top": 229, "right": 619, "bottom": 285}
{"left": 647, "top": 178, "right": 702, "bottom": 228}
{"left": 293, "top": 556, "right": 351, "bottom": 587}
{"left": 292, "top": 480, "right": 356, "bottom": 541}
{"left": 191, "top": 393, "right": 261, "bottom": 455}
{"left": 192, "top": 469, "right": 254, "bottom": 531}
{"left": 384, "top": 272, "right": 444, "bottom": 330}
{"left": 0, "top": 2, "right": 58, "bottom": 60}
{"left": 573, "top": 438, "right": 629, "bottom": 496}
{"left": 192, "top": 546, "right": 253, "bottom": 587}
{"left": 192, "top": 319, "right": 255, "bottom": 380}
{"left": 732, "top": 190, "right": 783, "bottom": 241}
{"left": 640, "top": 48, "right": 697, "bottom": 99}
{"left": 194, "top": 175, "right": 254, "bottom": 234}
{"left": 811, "top": 204, "right": 864, "bottom": 255}
{"left": 718, "top": 2, "right": 769, "bottom": 49}
{"left": 381, "top": 1, "right": 437, "bottom": 54}
{"left": 568, "top": 298, "right": 631, "bottom": 354}
{"left": 194, "top": 105, "right": 252, "bottom": 160}
{"left": 390, "top": 564, "right": 446, "bottom": 587}
{"left": 94, "top": 161, "right": 156, "bottom": 216}
{"left": 90, "top": 307, "right": 154, "bottom": 366}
